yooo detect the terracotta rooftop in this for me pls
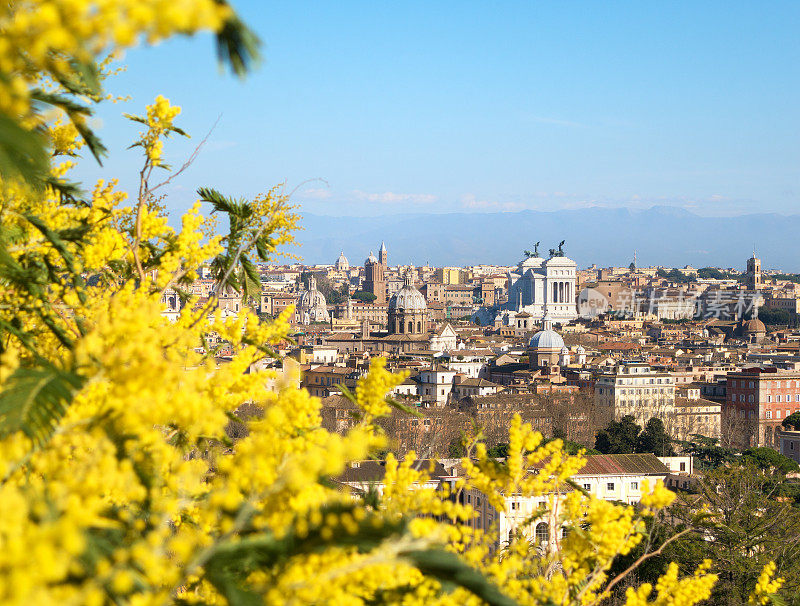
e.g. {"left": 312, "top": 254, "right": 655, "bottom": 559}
{"left": 458, "top": 378, "right": 499, "bottom": 387}
{"left": 336, "top": 459, "right": 451, "bottom": 484}
{"left": 577, "top": 453, "right": 670, "bottom": 476}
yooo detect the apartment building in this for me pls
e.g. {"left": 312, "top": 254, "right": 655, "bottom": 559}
{"left": 594, "top": 362, "right": 676, "bottom": 429}
{"left": 725, "top": 367, "right": 800, "bottom": 447}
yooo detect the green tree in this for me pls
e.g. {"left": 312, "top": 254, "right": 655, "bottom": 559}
{"left": 486, "top": 443, "right": 510, "bottom": 458}
{"left": 594, "top": 415, "right": 641, "bottom": 454}
{"left": 753, "top": 308, "right": 793, "bottom": 326}
{"left": 352, "top": 290, "right": 377, "bottom": 303}
{"left": 636, "top": 418, "right": 675, "bottom": 456}
{"left": 327, "top": 283, "right": 350, "bottom": 305}
{"left": 657, "top": 268, "right": 693, "bottom": 283}
{"left": 783, "top": 411, "right": 800, "bottom": 430}
{"left": 683, "top": 434, "right": 737, "bottom": 471}
{"left": 661, "top": 463, "right": 800, "bottom": 604}
{"left": 742, "top": 447, "right": 800, "bottom": 474}
{"left": 448, "top": 436, "right": 467, "bottom": 458}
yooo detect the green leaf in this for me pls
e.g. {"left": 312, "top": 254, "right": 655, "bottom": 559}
{"left": 0, "top": 111, "right": 50, "bottom": 188}
{"left": 403, "top": 549, "right": 519, "bottom": 606}
{"left": 30, "top": 89, "right": 107, "bottom": 164}
{"left": 198, "top": 187, "right": 245, "bottom": 217}
{"left": 204, "top": 565, "right": 261, "bottom": 606}
{"left": 0, "top": 364, "right": 85, "bottom": 446}
{"left": 213, "top": 3, "right": 262, "bottom": 77}
{"left": 30, "top": 89, "right": 92, "bottom": 116}
{"left": 254, "top": 237, "right": 271, "bottom": 262}
{"left": 204, "top": 504, "right": 409, "bottom": 602}
{"left": 240, "top": 256, "right": 261, "bottom": 300}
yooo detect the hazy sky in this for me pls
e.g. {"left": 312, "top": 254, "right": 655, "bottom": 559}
{"left": 76, "top": 1, "right": 800, "bottom": 219}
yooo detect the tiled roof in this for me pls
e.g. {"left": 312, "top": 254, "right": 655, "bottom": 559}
{"left": 458, "top": 378, "right": 499, "bottom": 387}
{"left": 336, "top": 459, "right": 451, "bottom": 484}
{"left": 306, "top": 366, "right": 353, "bottom": 375}
{"left": 577, "top": 453, "right": 670, "bottom": 476}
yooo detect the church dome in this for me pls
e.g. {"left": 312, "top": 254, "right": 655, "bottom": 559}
{"left": 529, "top": 330, "right": 565, "bottom": 350}
{"left": 743, "top": 318, "right": 766, "bottom": 334}
{"left": 297, "top": 277, "right": 330, "bottom": 323}
{"left": 335, "top": 251, "right": 349, "bottom": 271}
{"left": 298, "top": 288, "right": 326, "bottom": 310}
{"left": 365, "top": 251, "right": 378, "bottom": 264}
{"left": 528, "top": 315, "right": 564, "bottom": 350}
{"left": 388, "top": 277, "right": 427, "bottom": 312}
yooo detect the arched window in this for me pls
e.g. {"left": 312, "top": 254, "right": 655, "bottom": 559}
{"left": 399, "top": 320, "right": 404, "bottom": 333}
{"left": 535, "top": 522, "right": 549, "bottom": 545}
{"left": 417, "top": 321, "right": 422, "bottom": 332}
{"left": 408, "top": 321, "right": 413, "bottom": 333}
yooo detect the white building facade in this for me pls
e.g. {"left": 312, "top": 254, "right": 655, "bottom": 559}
{"left": 594, "top": 363, "right": 676, "bottom": 429}
{"left": 506, "top": 251, "right": 578, "bottom": 323}
{"left": 464, "top": 453, "right": 671, "bottom": 550}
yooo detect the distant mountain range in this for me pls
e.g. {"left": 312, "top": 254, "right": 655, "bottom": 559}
{"left": 292, "top": 206, "right": 800, "bottom": 272}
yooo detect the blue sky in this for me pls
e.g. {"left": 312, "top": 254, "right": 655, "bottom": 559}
{"left": 76, "top": 1, "right": 800, "bottom": 219}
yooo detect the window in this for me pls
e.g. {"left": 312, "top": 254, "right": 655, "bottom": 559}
{"left": 680, "top": 462, "right": 686, "bottom": 471}
{"left": 748, "top": 394, "right": 754, "bottom": 403}
{"left": 777, "top": 395, "right": 782, "bottom": 403}
{"left": 476, "top": 497, "right": 481, "bottom": 507}
{"left": 768, "top": 395, "right": 772, "bottom": 403}
{"left": 766, "top": 411, "right": 772, "bottom": 419}
{"left": 535, "top": 522, "right": 549, "bottom": 545}
{"left": 607, "top": 482, "right": 615, "bottom": 491}
{"left": 583, "top": 483, "right": 591, "bottom": 491}
{"left": 630, "top": 481, "right": 638, "bottom": 490}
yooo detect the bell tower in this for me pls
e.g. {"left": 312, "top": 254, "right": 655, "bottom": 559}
{"left": 746, "top": 252, "right": 761, "bottom": 291}
{"left": 379, "top": 241, "right": 388, "bottom": 266}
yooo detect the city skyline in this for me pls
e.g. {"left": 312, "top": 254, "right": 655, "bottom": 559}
{"left": 292, "top": 205, "right": 800, "bottom": 271}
